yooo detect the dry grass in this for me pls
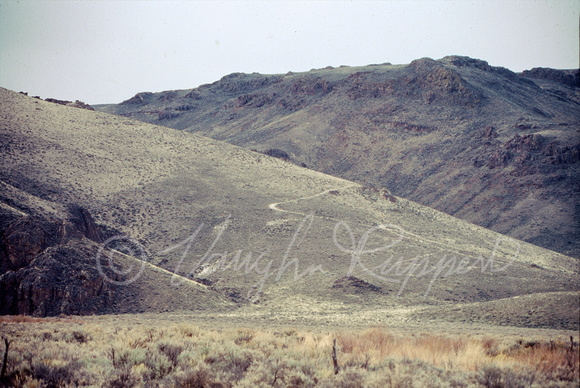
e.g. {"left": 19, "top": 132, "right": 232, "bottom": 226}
{"left": 0, "top": 315, "right": 85, "bottom": 325}
{"left": 0, "top": 315, "right": 577, "bottom": 387}
{"left": 335, "top": 328, "right": 488, "bottom": 371}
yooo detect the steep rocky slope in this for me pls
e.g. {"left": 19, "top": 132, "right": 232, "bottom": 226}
{"left": 97, "top": 56, "right": 580, "bottom": 257}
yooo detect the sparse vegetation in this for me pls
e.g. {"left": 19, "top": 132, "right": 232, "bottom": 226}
{"left": 0, "top": 316, "right": 577, "bottom": 387}
{"left": 95, "top": 58, "right": 580, "bottom": 259}
{"left": 1, "top": 76, "right": 579, "bottom": 388}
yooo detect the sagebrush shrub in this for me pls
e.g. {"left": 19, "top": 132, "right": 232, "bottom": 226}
{"left": 3, "top": 319, "right": 577, "bottom": 387}
{"left": 173, "top": 364, "right": 216, "bottom": 388}
{"left": 104, "top": 368, "right": 140, "bottom": 388}
{"left": 145, "top": 350, "right": 172, "bottom": 379}
{"left": 158, "top": 342, "right": 184, "bottom": 367}
{"left": 32, "top": 359, "right": 91, "bottom": 387}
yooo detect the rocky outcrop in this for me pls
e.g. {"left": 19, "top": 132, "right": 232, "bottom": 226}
{"left": 0, "top": 214, "right": 63, "bottom": 273}
{"left": 332, "top": 276, "right": 383, "bottom": 294}
{"left": 0, "top": 194, "right": 120, "bottom": 316}
{"left": 216, "top": 73, "right": 282, "bottom": 94}
{"left": 0, "top": 240, "right": 119, "bottom": 316}
{"left": 0, "top": 204, "right": 102, "bottom": 273}
{"left": 289, "top": 77, "right": 333, "bottom": 96}
{"left": 67, "top": 204, "right": 103, "bottom": 243}
{"left": 263, "top": 148, "right": 290, "bottom": 160}
{"left": 121, "top": 92, "right": 154, "bottom": 105}
{"left": 227, "top": 93, "right": 275, "bottom": 109}
{"left": 521, "top": 68, "right": 580, "bottom": 88}
{"left": 44, "top": 98, "right": 94, "bottom": 110}
{"left": 484, "top": 134, "right": 580, "bottom": 172}
{"left": 342, "top": 58, "right": 484, "bottom": 106}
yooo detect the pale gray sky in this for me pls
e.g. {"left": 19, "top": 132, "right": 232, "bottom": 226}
{"left": 1, "top": 0, "right": 578, "bottom": 104}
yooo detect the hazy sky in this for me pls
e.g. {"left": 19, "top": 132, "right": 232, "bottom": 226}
{"left": 1, "top": 0, "right": 578, "bottom": 104}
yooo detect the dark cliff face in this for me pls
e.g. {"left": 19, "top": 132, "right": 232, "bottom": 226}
{"left": 0, "top": 191, "right": 119, "bottom": 316}
{"left": 0, "top": 241, "right": 119, "bottom": 316}
{"left": 0, "top": 204, "right": 103, "bottom": 273}
{"left": 1, "top": 215, "right": 62, "bottom": 273}
{"left": 97, "top": 56, "right": 580, "bottom": 257}
{"left": 67, "top": 204, "right": 103, "bottom": 244}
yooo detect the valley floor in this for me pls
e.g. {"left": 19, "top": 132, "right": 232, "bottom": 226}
{"left": 1, "top": 312, "right": 578, "bottom": 387}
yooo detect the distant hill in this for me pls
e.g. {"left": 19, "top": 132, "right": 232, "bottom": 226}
{"left": 1, "top": 87, "right": 578, "bottom": 329}
{"left": 97, "top": 56, "right": 580, "bottom": 257}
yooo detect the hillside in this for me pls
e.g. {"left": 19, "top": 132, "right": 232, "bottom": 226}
{"left": 0, "top": 87, "right": 578, "bottom": 329}
{"left": 97, "top": 56, "right": 580, "bottom": 257}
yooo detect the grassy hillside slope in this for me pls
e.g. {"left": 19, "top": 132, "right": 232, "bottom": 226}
{"left": 97, "top": 56, "right": 580, "bottom": 257}
{"left": 0, "top": 87, "right": 577, "bottom": 329}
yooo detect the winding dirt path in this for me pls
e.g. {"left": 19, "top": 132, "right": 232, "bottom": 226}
{"left": 266, "top": 185, "right": 522, "bottom": 267}
{"left": 268, "top": 184, "right": 357, "bottom": 214}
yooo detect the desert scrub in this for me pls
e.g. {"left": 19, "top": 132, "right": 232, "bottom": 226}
{"left": 0, "top": 315, "right": 577, "bottom": 387}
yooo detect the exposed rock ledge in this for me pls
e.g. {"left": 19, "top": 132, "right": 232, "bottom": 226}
{"left": 0, "top": 186, "right": 122, "bottom": 316}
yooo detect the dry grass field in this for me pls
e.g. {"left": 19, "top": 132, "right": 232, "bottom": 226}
{"left": 1, "top": 314, "right": 578, "bottom": 387}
